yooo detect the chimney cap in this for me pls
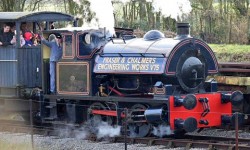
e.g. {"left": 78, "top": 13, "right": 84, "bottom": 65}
{"left": 177, "top": 22, "right": 190, "bottom": 28}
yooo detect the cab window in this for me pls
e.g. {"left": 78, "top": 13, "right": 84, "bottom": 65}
{"left": 63, "top": 34, "right": 74, "bottom": 59}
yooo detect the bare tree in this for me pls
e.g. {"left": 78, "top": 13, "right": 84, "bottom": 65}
{"left": 0, "top": 0, "right": 19, "bottom": 11}
{"left": 0, "top": 0, "right": 52, "bottom": 12}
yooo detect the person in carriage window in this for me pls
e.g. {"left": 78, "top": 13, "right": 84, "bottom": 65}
{"left": 10, "top": 31, "right": 25, "bottom": 47}
{"left": 0, "top": 23, "right": 15, "bottom": 46}
{"left": 24, "top": 31, "right": 33, "bottom": 46}
{"left": 41, "top": 33, "right": 63, "bottom": 94}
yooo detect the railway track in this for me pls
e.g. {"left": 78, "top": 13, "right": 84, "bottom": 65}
{"left": 211, "top": 62, "right": 250, "bottom": 95}
{"left": 113, "top": 136, "right": 250, "bottom": 150}
{"left": 1, "top": 120, "right": 250, "bottom": 150}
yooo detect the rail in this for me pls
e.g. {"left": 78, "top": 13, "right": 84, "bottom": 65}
{"left": 218, "top": 62, "right": 250, "bottom": 73}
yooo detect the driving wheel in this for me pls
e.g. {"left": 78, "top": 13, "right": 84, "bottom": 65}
{"left": 127, "top": 104, "right": 151, "bottom": 137}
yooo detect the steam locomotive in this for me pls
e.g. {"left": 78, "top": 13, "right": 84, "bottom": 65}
{"left": 41, "top": 23, "right": 243, "bottom": 137}
{"left": 0, "top": 11, "right": 244, "bottom": 137}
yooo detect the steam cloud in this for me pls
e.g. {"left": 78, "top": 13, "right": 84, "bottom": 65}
{"left": 119, "top": 0, "right": 192, "bottom": 21}
{"left": 75, "top": 0, "right": 115, "bottom": 38}
{"left": 53, "top": 120, "right": 121, "bottom": 140}
{"left": 150, "top": 0, "right": 192, "bottom": 20}
{"left": 152, "top": 125, "right": 172, "bottom": 137}
{"left": 74, "top": 127, "right": 89, "bottom": 140}
{"left": 96, "top": 122, "right": 121, "bottom": 139}
{"left": 73, "top": 0, "right": 191, "bottom": 36}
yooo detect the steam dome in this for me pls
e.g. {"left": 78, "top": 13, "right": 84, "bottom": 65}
{"left": 143, "top": 30, "right": 165, "bottom": 40}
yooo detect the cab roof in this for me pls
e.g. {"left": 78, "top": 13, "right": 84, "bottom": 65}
{"left": 0, "top": 11, "right": 74, "bottom": 22}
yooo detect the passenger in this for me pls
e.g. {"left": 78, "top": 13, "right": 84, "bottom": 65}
{"left": 11, "top": 24, "right": 16, "bottom": 33}
{"left": 40, "top": 33, "right": 63, "bottom": 94}
{"left": 20, "top": 22, "right": 29, "bottom": 35}
{"left": 10, "top": 31, "right": 25, "bottom": 47}
{"left": 21, "top": 22, "right": 34, "bottom": 37}
{"left": 50, "top": 22, "right": 55, "bottom": 29}
{"left": 20, "top": 31, "right": 26, "bottom": 47}
{"left": 23, "top": 31, "right": 33, "bottom": 46}
{"left": 33, "top": 34, "right": 41, "bottom": 46}
{"left": 0, "top": 23, "right": 15, "bottom": 46}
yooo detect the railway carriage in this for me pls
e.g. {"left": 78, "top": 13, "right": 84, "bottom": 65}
{"left": 0, "top": 11, "right": 245, "bottom": 137}
{"left": 0, "top": 11, "right": 76, "bottom": 119}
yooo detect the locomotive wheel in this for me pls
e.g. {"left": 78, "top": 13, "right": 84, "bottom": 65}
{"left": 173, "top": 129, "right": 186, "bottom": 139}
{"left": 127, "top": 104, "right": 152, "bottom": 137}
{"left": 87, "top": 102, "right": 113, "bottom": 133}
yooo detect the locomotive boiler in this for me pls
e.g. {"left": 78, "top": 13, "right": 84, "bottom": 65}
{"left": 94, "top": 23, "right": 217, "bottom": 94}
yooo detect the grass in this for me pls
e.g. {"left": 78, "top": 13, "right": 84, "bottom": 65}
{"left": 208, "top": 44, "right": 250, "bottom": 62}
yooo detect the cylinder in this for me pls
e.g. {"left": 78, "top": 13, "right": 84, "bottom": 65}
{"left": 144, "top": 106, "right": 168, "bottom": 124}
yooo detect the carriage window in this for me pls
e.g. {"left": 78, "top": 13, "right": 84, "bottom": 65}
{"left": 63, "top": 34, "right": 74, "bottom": 59}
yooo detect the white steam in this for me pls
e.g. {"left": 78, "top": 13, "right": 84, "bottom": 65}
{"left": 152, "top": 125, "right": 172, "bottom": 137}
{"left": 118, "top": 0, "right": 130, "bottom": 4}
{"left": 85, "top": 0, "right": 115, "bottom": 37}
{"left": 151, "top": 0, "right": 192, "bottom": 20}
{"left": 118, "top": 0, "right": 192, "bottom": 21}
{"left": 73, "top": 0, "right": 81, "bottom": 5}
{"left": 73, "top": 0, "right": 191, "bottom": 36}
{"left": 74, "top": 127, "right": 89, "bottom": 140}
{"left": 53, "top": 120, "right": 121, "bottom": 140}
{"left": 97, "top": 122, "right": 121, "bottom": 139}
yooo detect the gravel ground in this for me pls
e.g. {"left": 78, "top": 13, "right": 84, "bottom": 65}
{"left": 0, "top": 132, "right": 205, "bottom": 150}
{"left": 189, "top": 127, "right": 250, "bottom": 138}
{"left": 1, "top": 126, "right": 248, "bottom": 150}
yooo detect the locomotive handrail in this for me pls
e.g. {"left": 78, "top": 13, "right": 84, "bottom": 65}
{"left": 199, "top": 98, "right": 210, "bottom": 117}
{"left": 98, "top": 53, "right": 166, "bottom": 58}
{"left": 109, "top": 37, "right": 126, "bottom": 44}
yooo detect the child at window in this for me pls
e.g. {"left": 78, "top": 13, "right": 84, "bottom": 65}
{"left": 24, "top": 31, "right": 33, "bottom": 46}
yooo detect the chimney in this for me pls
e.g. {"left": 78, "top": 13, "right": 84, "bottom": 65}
{"left": 175, "top": 23, "right": 191, "bottom": 39}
